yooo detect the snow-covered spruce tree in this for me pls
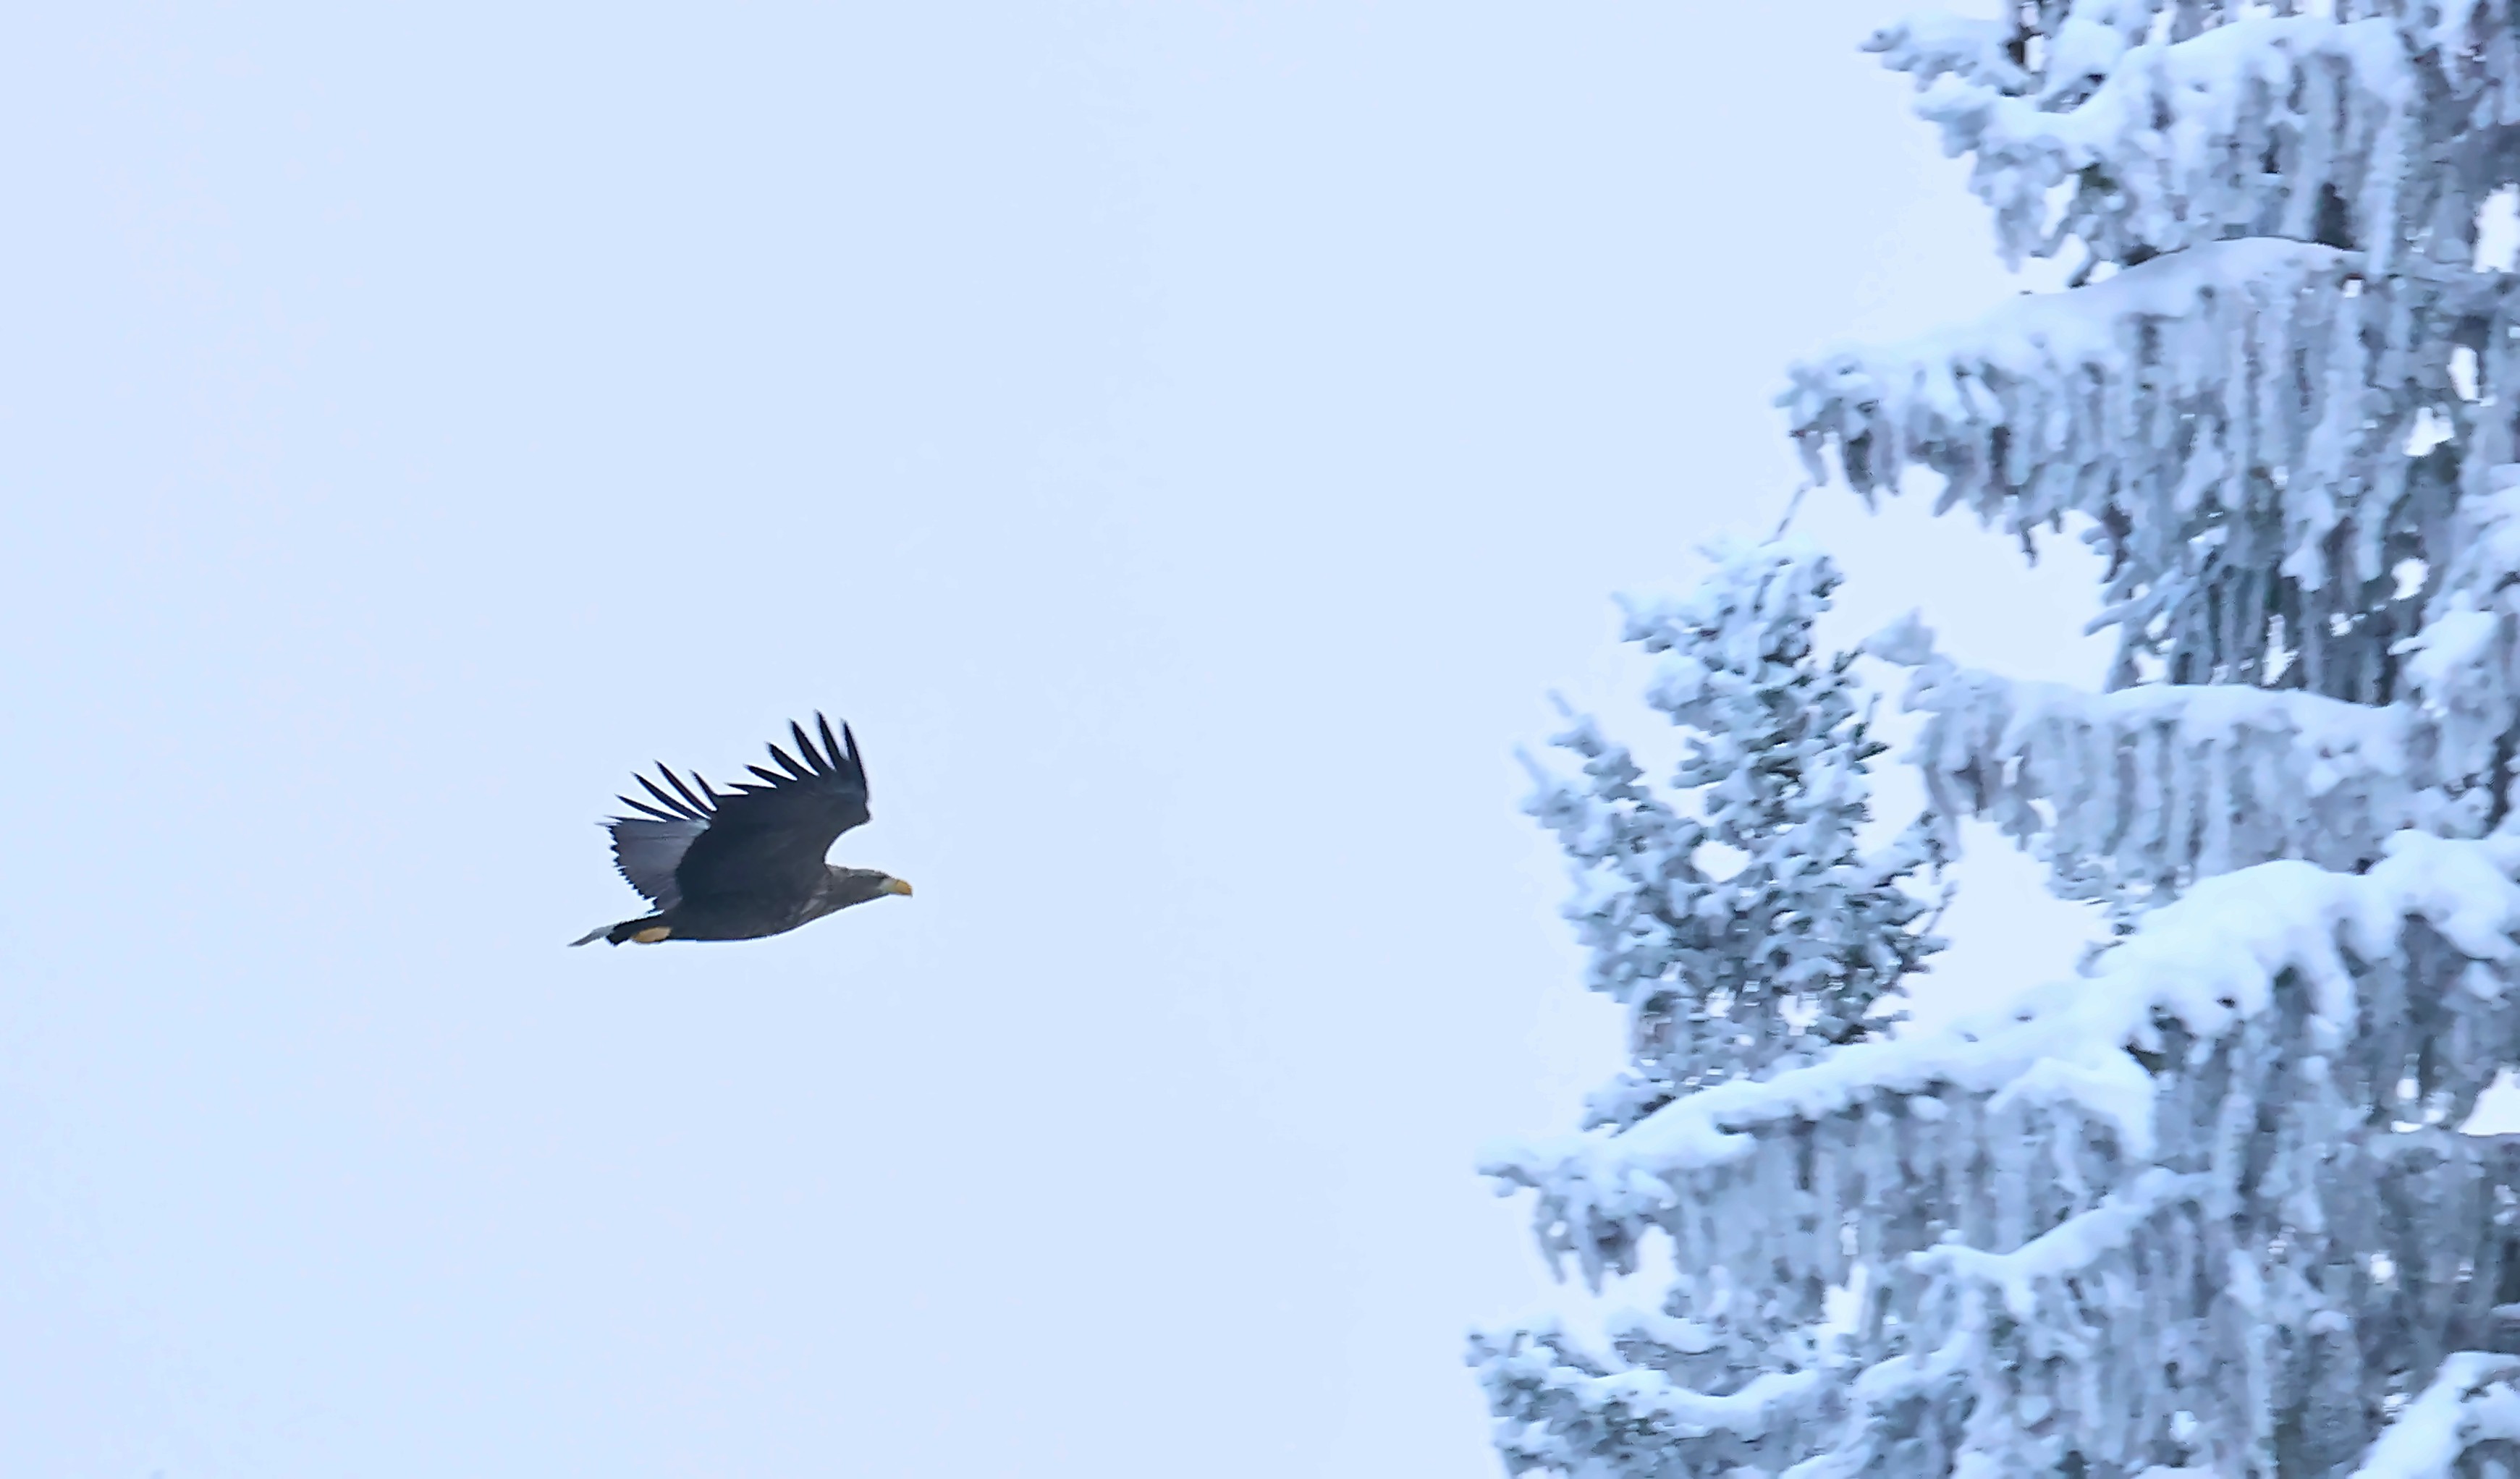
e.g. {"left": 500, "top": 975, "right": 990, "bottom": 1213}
{"left": 1525, "top": 538, "right": 1947, "bottom": 1132}
{"left": 1476, "top": 4, "right": 2520, "bottom": 1475}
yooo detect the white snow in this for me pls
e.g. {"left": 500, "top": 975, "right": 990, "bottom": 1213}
{"left": 2349, "top": 1352, "right": 2520, "bottom": 1478}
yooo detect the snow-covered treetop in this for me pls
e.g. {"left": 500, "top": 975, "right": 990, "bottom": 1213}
{"left": 1525, "top": 540, "right": 1945, "bottom": 1128}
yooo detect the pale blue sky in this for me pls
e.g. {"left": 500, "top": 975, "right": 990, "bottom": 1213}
{"left": 1, "top": 4, "right": 2105, "bottom": 1475}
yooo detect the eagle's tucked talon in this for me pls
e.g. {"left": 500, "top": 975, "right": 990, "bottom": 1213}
{"left": 569, "top": 713, "right": 910, "bottom": 947}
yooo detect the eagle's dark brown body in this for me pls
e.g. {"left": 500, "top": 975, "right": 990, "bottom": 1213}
{"left": 571, "top": 714, "right": 910, "bottom": 947}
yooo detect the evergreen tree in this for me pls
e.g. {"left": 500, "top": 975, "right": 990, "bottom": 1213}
{"left": 1478, "top": 4, "right": 2520, "bottom": 1475}
{"left": 1525, "top": 538, "right": 1946, "bottom": 1132}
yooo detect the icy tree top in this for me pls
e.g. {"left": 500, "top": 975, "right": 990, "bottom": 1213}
{"left": 1526, "top": 540, "right": 1944, "bottom": 1127}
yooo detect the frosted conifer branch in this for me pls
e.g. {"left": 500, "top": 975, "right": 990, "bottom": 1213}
{"left": 2348, "top": 1351, "right": 2520, "bottom": 1478}
{"left": 1919, "top": 16, "right": 2421, "bottom": 272}
{"left": 1885, "top": 649, "right": 2453, "bottom": 910}
{"left": 1865, "top": 14, "right": 2031, "bottom": 96}
{"left": 1781, "top": 240, "right": 2516, "bottom": 699}
{"left": 1873, "top": 5, "right": 2520, "bottom": 274}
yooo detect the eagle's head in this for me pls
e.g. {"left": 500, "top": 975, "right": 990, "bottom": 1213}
{"left": 834, "top": 868, "right": 914, "bottom": 905}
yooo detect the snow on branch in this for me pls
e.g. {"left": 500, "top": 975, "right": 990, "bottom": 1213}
{"left": 2349, "top": 1351, "right": 2520, "bottom": 1478}
{"left": 1882, "top": 637, "right": 2445, "bottom": 910}
{"left": 1910, "top": 1166, "right": 2214, "bottom": 1322}
{"left": 1870, "top": 2, "right": 2520, "bottom": 276}
{"left": 1909, "top": 14, "right": 2422, "bottom": 271}
{"left": 1482, "top": 832, "right": 2520, "bottom": 1278}
{"left": 1785, "top": 237, "right": 2335, "bottom": 539}
{"left": 1471, "top": 1320, "right": 1832, "bottom": 1478}
{"left": 1784, "top": 237, "right": 2400, "bottom": 550}
{"left": 1783, "top": 239, "right": 2504, "bottom": 698}
{"left": 1866, "top": 12, "right": 2029, "bottom": 96}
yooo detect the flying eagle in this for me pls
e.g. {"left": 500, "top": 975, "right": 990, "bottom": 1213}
{"left": 570, "top": 713, "right": 911, "bottom": 946}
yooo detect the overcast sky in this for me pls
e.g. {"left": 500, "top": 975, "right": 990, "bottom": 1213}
{"left": 0, "top": 4, "right": 2112, "bottom": 1475}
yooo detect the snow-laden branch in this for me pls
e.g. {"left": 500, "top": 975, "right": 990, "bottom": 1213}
{"left": 1884, "top": 640, "right": 2443, "bottom": 905}
{"left": 2349, "top": 1351, "right": 2520, "bottom": 1478}
{"left": 1911, "top": 1167, "right": 2215, "bottom": 1321}
{"left": 1472, "top": 1317, "right": 1838, "bottom": 1478}
{"left": 1783, "top": 238, "right": 2504, "bottom": 698}
{"left": 1869, "top": 3, "right": 2520, "bottom": 274}
{"left": 1913, "top": 15, "right": 2420, "bottom": 271}
{"left": 1864, "top": 12, "right": 2026, "bottom": 97}
{"left": 1483, "top": 831, "right": 2520, "bottom": 1274}
{"left": 1784, "top": 238, "right": 2428, "bottom": 561}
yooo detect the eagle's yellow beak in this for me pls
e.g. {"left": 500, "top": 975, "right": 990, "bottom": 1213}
{"left": 881, "top": 877, "right": 914, "bottom": 897}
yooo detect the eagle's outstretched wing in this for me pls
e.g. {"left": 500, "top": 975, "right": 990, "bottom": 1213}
{"left": 608, "top": 816, "right": 708, "bottom": 909}
{"left": 609, "top": 714, "right": 871, "bottom": 907}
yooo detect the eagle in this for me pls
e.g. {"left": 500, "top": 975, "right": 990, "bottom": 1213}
{"left": 570, "top": 713, "right": 911, "bottom": 946}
